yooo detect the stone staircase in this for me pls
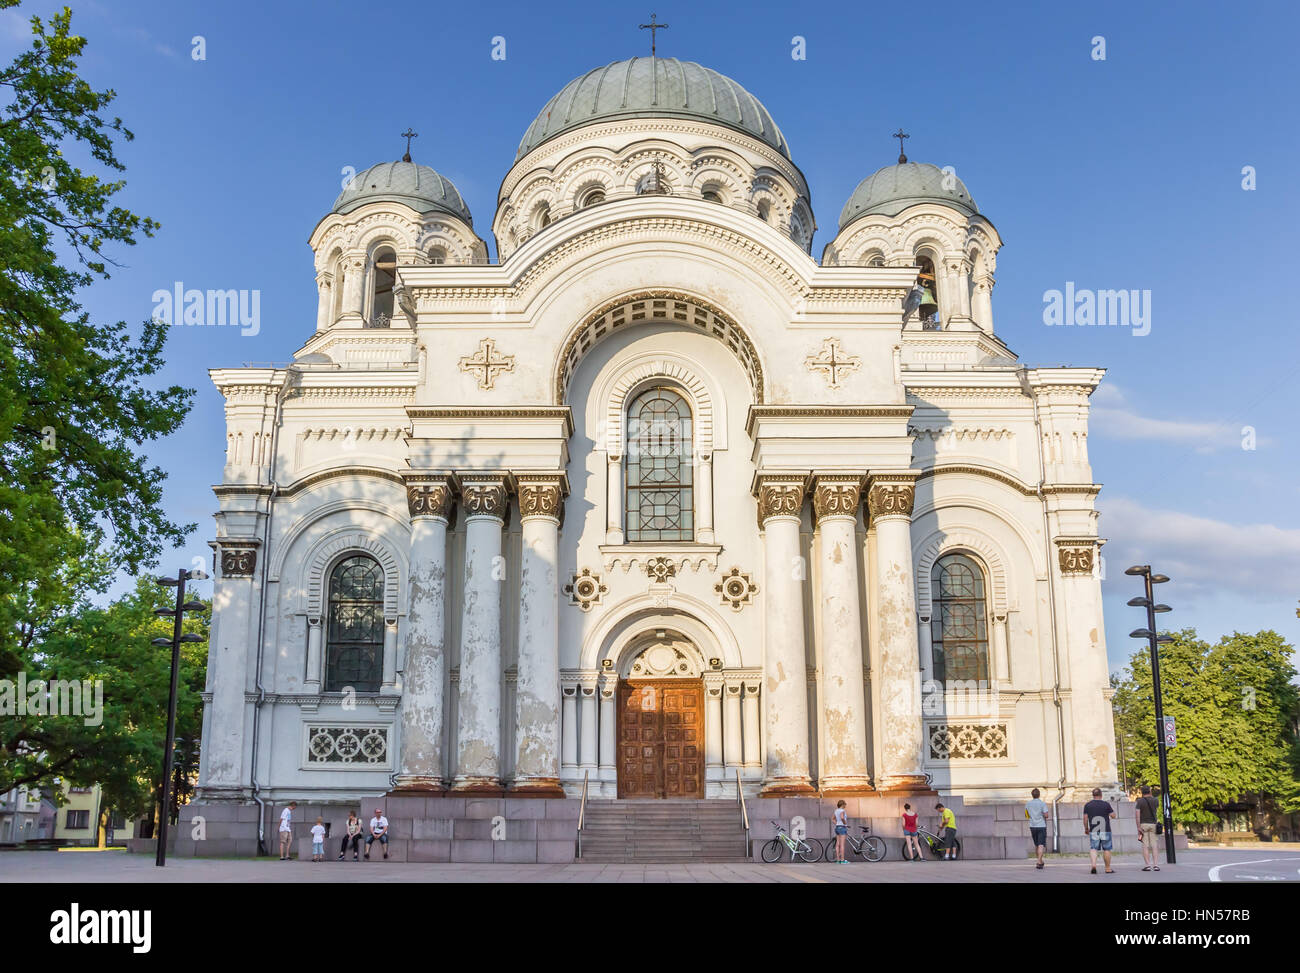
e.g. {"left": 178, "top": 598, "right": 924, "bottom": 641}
{"left": 578, "top": 799, "right": 750, "bottom": 862}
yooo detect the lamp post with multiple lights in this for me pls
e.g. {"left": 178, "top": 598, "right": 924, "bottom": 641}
{"left": 1125, "top": 564, "right": 1177, "bottom": 864}
{"left": 152, "top": 568, "right": 208, "bottom": 867}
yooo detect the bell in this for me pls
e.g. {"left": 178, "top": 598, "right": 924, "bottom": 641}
{"left": 919, "top": 286, "right": 938, "bottom": 319}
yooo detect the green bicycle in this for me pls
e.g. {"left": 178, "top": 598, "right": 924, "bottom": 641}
{"left": 760, "top": 820, "right": 823, "bottom": 863}
{"left": 905, "top": 824, "right": 962, "bottom": 860}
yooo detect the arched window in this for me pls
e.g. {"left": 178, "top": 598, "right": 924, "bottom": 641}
{"left": 912, "top": 252, "right": 940, "bottom": 329}
{"left": 701, "top": 189, "right": 723, "bottom": 203}
{"left": 625, "top": 387, "right": 694, "bottom": 542}
{"left": 325, "top": 555, "right": 384, "bottom": 693}
{"left": 756, "top": 200, "right": 771, "bottom": 222}
{"left": 931, "top": 553, "right": 990, "bottom": 685}
{"left": 533, "top": 203, "right": 551, "bottom": 229}
{"left": 368, "top": 246, "right": 397, "bottom": 327}
{"left": 580, "top": 187, "right": 606, "bottom": 208}
{"left": 427, "top": 246, "right": 447, "bottom": 265}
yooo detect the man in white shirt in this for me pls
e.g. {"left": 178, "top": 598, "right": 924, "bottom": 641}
{"left": 1024, "top": 788, "right": 1051, "bottom": 869}
{"left": 278, "top": 801, "right": 297, "bottom": 861}
{"left": 364, "top": 807, "right": 389, "bottom": 860}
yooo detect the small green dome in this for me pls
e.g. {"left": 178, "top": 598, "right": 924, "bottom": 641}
{"left": 517, "top": 57, "right": 789, "bottom": 159}
{"left": 332, "top": 160, "right": 472, "bottom": 224}
{"left": 839, "top": 162, "right": 977, "bottom": 229}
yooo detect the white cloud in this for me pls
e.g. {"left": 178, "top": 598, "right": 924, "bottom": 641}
{"left": 1091, "top": 383, "right": 1258, "bottom": 452}
{"left": 1099, "top": 496, "right": 1300, "bottom": 600}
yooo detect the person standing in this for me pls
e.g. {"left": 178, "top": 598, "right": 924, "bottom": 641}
{"left": 364, "top": 806, "right": 389, "bottom": 861}
{"left": 1083, "top": 788, "right": 1116, "bottom": 874}
{"left": 831, "top": 800, "right": 849, "bottom": 864}
{"left": 338, "top": 811, "right": 362, "bottom": 861}
{"left": 310, "top": 817, "right": 326, "bottom": 862}
{"left": 278, "top": 801, "right": 297, "bottom": 861}
{"left": 935, "top": 802, "right": 958, "bottom": 860}
{"left": 901, "top": 803, "right": 923, "bottom": 862}
{"left": 1136, "top": 784, "right": 1161, "bottom": 872}
{"left": 1025, "top": 788, "right": 1051, "bottom": 869}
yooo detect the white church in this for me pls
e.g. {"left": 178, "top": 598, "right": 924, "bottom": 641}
{"left": 196, "top": 52, "right": 1117, "bottom": 837}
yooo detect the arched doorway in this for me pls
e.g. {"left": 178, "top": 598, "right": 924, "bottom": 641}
{"left": 616, "top": 631, "right": 705, "bottom": 799}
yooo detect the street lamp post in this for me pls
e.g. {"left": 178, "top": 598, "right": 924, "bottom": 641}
{"left": 1125, "top": 564, "right": 1177, "bottom": 865}
{"left": 152, "top": 567, "right": 208, "bottom": 867}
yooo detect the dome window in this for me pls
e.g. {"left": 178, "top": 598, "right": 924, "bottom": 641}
{"left": 701, "top": 188, "right": 723, "bottom": 203}
{"left": 367, "top": 246, "right": 397, "bottom": 328}
{"left": 427, "top": 246, "right": 447, "bottom": 265}
{"left": 756, "top": 200, "right": 771, "bottom": 222}
{"left": 580, "top": 188, "right": 607, "bottom": 208}
{"left": 865, "top": 251, "right": 886, "bottom": 268}
{"left": 532, "top": 203, "right": 552, "bottom": 230}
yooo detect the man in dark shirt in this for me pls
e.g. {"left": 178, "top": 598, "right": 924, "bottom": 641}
{"left": 1082, "top": 787, "right": 1115, "bottom": 874}
{"left": 1136, "top": 784, "right": 1161, "bottom": 872}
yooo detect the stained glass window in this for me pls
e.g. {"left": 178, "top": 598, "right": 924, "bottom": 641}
{"left": 625, "top": 387, "right": 694, "bottom": 542}
{"left": 325, "top": 555, "right": 384, "bottom": 693}
{"left": 931, "top": 553, "right": 989, "bottom": 685}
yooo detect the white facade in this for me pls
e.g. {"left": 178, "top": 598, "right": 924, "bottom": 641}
{"left": 198, "top": 58, "right": 1117, "bottom": 808}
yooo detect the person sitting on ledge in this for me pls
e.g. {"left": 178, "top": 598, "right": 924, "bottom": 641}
{"left": 364, "top": 807, "right": 389, "bottom": 861}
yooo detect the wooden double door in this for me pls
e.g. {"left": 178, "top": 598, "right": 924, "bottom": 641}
{"left": 616, "top": 679, "right": 705, "bottom": 799}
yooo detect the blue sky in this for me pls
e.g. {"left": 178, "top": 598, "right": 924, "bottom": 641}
{"left": 3, "top": 0, "right": 1297, "bottom": 673}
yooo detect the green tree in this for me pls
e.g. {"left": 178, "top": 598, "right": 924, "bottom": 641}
{"left": 1, "top": 573, "right": 207, "bottom": 816}
{"left": 0, "top": 1, "right": 194, "bottom": 675}
{"left": 1112, "top": 628, "right": 1300, "bottom": 829}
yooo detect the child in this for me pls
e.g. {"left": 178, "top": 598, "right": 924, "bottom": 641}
{"left": 832, "top": 800, "right": 849, "bottom": 864}
{"left": 901, "top": 803, "right": 923, "bottom": 862}
{"left": 310, "top": 817, "right": 326, "bottom": 863}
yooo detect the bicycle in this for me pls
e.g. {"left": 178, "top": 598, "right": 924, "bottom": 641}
{"left": 760, "top": 820, "right": 823, "bottom": 863}
{"left": 905, "top": 825, "right": 962, "bottom": 860}
{"left": 823, "top": 824, "right": 886, "bottom": 863}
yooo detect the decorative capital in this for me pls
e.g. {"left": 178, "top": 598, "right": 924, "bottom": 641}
{"left": 812, "top": 474, "right": 863, "bottom": 522}
{"left": 866, "top": 474, "right": 918, "bottom": 522}
{"left": 459, "top": 474, "right": 510, "bottom": 521}
{"left": 217, "top": 541, "right": 259, "bottom": 578}
{"left": 404, "top": 474, "right": 456, "bottom": 521}
{"left": 754, "top": 474, "right": 807, "bottom": 527}
{"left": 1055, "top": 538, "right": 1102, "bottom": 577}
{"left": 516, "top": 473, "right": 567, "bottom": 524}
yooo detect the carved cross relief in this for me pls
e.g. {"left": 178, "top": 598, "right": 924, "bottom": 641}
{"left": 805, "top": 337, "right": 861, "bottom": 390}
{"left": 459, "top": 337, "right": 516, "bottom": 390}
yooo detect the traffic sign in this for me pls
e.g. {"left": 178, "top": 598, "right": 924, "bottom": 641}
{"left": 1161, "top": 716, "right": 1176, "bottom": 748}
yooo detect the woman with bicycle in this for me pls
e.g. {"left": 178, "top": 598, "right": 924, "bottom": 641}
{"left": 901, "top": 803, "right": 923, "bottom": 862}
{"left": 831, "top": 800, "right": 849, "bottom": 864}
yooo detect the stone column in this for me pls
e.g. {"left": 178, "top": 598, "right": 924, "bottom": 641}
{"left": 393, "top": 475, "right": 454, "bottom": 791}
{"left": 314, "top": 272, "right": 332, "bottom": 332}
{"left": 598, "top": 671, "right": 617, "bottom": 791}
{"left": 1056, "top": 538, "right": 1118, "bottom": 789}
{"left": 704, "top": 671, "right": 724, "bottom": 785}
{"left": 579, "top": 679, "right": 598, "bottom": 773}
{"left": 381, "top": 618, "right": 399, "bottom": 694}
{"left": 867, "top": 473, "right": 931, "bottom": 794}
{"left": 339, "top": 255, "right": 364, "bottom": 324}
{"left": 812, "top": 474, "right": 873, "bottom": 794}
{"left": 199, "top": 540, "right": 259, "bottom": 799}
{"left": 511, "top": 473, "right": 567, "bottom": 796}
{"left": 723, "top": 677, "right": 743, "bottom": 772}
{"left": 697, "top": 452, "right": 715, "bottom": 543}
{"left": 755, "top": 474, "right": 814, "bottom": 795}
{"left": 452, "top": 473, "right": 510, "bottom": 793}
{"left": 304, "top": 616, "right": 323, "bottom": 692}
{"left": 561, "top": 680, "right": 579, "bottom": 773}
{"left": 605, "top": 454, "right": 623, "bottom": 544}
{"left": 742, "top": 680, "right": 761, "bottom": 775}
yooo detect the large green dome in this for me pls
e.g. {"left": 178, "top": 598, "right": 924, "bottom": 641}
{"left": 332, "top": 160, "right": 472, "bottom": 224}
{"left": 517, "top": 57, "right": 789, "bottom": 160}
{"left": 839, "top": 162, "right": 977, "bottom": 229}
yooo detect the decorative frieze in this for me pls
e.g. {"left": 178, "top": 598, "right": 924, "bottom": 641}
{"left": 564, "top": 568, "right": 607, "bottom": 611}
{"left": 928, "top": 723, "right": 1009, "bottom": 760}
{"left": 305, "top": 724, "right": 390, "bottom": 767}
{"left": 812, "top": 475, "right": 863, "bottom": 521}
{"left": 715, "top": 567, "right": 758, "bottom": 611}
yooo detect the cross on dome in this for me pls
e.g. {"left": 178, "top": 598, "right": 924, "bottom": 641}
{"left": 638, "top": 13, "right": 669, "bottom": 56}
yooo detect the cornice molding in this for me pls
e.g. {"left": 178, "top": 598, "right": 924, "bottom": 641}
{"left": 279, "top": 466, "right": 406, "bottom": 499}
